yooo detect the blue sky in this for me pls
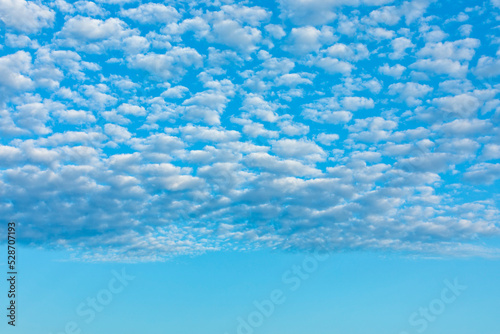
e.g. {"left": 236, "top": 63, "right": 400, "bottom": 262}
{"left": 2, "top": 246, "right": 500, "bottom": 333}
{"left": 1, "top": 0, "right": 500, "bottom": 332}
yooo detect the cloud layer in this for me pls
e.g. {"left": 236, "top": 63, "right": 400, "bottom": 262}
{"left": 1, "top": 0, "right": 500, "bottom": 261}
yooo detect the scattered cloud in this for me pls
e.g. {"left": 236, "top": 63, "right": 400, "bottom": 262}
{"left": 0, "top": 0, "right": 499, "bottom": 261}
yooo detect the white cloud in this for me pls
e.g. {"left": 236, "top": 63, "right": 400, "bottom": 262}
{"left": 57, "top": 16, "right": 141, "bottom": 54}
{"left": 474, "top": 56, "right": 500, "bottom": 78}
{"left": 117, "top": 103, "right": 146, "bottom": 116}
{"left": 231, "top": 118, "right": 279, "bottom": 138}
{"left": 302, "top": 98, "right": 353, "bottom": 124}
{"left": 240, "top": 94, "right": 280, "bottom": 122}
{"left": 275, "top": 73, "right": 313, "bottom": 87}
{"left": 264, "top": 24, "right": 286, "bottom": 39}
{"left": 4, "top": 33, "right": 39, "bottom": 48}
{"left": 180, "top": 124, "right": 240, "bottom": 143}
{"left": 277, "top": 0, "right": 394, "bottom": 25}
{"left": 458, "top": 24, "right": 472, "bottom": 37}
{"left": 316, "top": 133, "right": 340, "bottom": 145}
{"left": 481, "top": 144, "right": 500, "bottom": 161}
{"left": 432, "top": 94, "right": 481, "bottom": 118}
{"left": 390, "top": 37, "right": 414, "bottom": 59}
{"left": 379, "top": 63, "right": 406, "bottom": 78}
{"left": 326, "top": 43, "right": 370, "bottom": 61}
{"left": 128, "top": 47, "right": 203, "bottom": 80}
{"left": 121, "top": 35, "right": 150, "bottom": 54}
{"left": 271, "top": 138, "right": 326, "bottom": 162}
{"left": 244, "top": 152, "right": 322, "bottom": 176}
{"left": 0, "top": 0, "right": 54, "bottom": 33}
{"left": 74, "top": 1, "right": 107, "bottom": 16}
{"left": 347, "top": 116, "right": 398, "bottom": 142}
{"left": 369, "top": 6, "right": 401, "bottom": 25}
{"left": 104, "top": 123, "right": 131, "bottom": 142}
{"left": 80, "top": 84, "right": 117, "bottom": 109}
{"left": 420, "top": 25, "right": 448, "bottom": 43}
{"left": 54, "top": 109, "right": 96, "bottom": 124}
{"left": 342, "top": 96, "right": 375, "bottom": 111}
{"left": 0, "top": 51, "right": 34, "bottom": 95}
{"left": 120, "top": 4, "right": 180, "bottom": 24}
{"left": 367, "top": 27, "right": 395, "bottom": 40}
{"left": 59, "top": 16, "right": 127, "bottom": 41}
{"left": 388, "top": 82, "right": 433, "bottom": 106}
{"left": 313, "top": 57, "right": 354, "bottom": 75}
{"left": 221, "top": 5, "right": 271, "bottom": 26}
{"left": 162, "top": 86, "right": 189, "bottom": 99}
{"left": 285, "top": 26, "right": 326, "bottom": 55}
{"left": 278, "top": 118, "right": 309, "bottom": 136}
{"left": 209, "top": 19, "right": 262, "bottom": 53}
{"left": 1, "top": 0, "right": 500, "bottom": 260}
{"left": 14, "top": 101, "right": 53, "bottom": 135}
{"left": 401, "top": 0, "right": 433, "bottom": 24}
{"left": 438, "top": 119, "right": 492, "bottom": 136}
{"left": 417, "top": 39, "right": 480, "bottom": 61}
{"left": 410, "top": 59, "right": 468, "bottom": 78}
{"left": 464, "top": 163, "right": 500, "bottom": 184}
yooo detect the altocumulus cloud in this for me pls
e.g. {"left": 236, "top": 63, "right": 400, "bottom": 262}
{"left": 0, "top": 0, "right": 500, "bottom": 261}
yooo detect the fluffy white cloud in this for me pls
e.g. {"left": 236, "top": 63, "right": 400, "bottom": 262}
{"left": 464, "top": 163, "right": 500, "bottom": 185}
{"left": 57, "top": 16, "right": 143, "bottom": 54}
{"left": 481, "top": 144, "right": 500, "bottom": 161}
{"left": 0, "top": 0, "right": 54, "bottom": 33}
{"left": 240, "top": 94, "right": 280, "bottom": 122}
{"left": 437, "top": 119, "right": 493, "bottom": 136}
{"left": 271, "top": 138, "right": 326, "bottom": 162}
{"left": 0, "top": 51, "right": 34, "bottom": 95}
{"left": 367, "top": 27, "right": 395, "bottom": 40}
{"left": 180, "top": 124, "right": 240, "bottom": 143}
{"left": 388, "top": 82, "right": 433, "bottom": 106}
{"left": 4, "top": 33, "right": 39, "bottom": 48}
{"left": 265, "top": 24, "right": 286, "bottom": 39}
{"left": 277, "top": 0, "right": 394, "bottom": 25}
{"left": 432, "top": 94, "right": 481, "bottom": 118}
{"left": 244, "top": 152, "right": 322, "bottom": 176}
{"left": 302, "top": 98, "right": 353, "bottom": 123}
{"left": 379, "top": 63, "right": 406, "bottom": 78}
{"left": 117, "top": 103, "right": 146, "bottom": 116}
{"left": 275, "top": 73, "right": 313, "bottom": 87}
{"left": 342, "top": 96, "right": 375, "bottom": 110}
{"left": 417, "top": 39, "right": 480, "bottom": 61}
{"left": 60, "top": 16, "right": 127, "bottom": 41}
{"left": 474, "top": 56, "right": 500, "bottom": 78}
{"left": 128, "top": 47, "right": 203, "bottom": 80}
{"left": 313, "top": 57, "right": 354, "bottom": 75}
{"left": 326, "top": 43, "right": 370, "bottom": 61}
{"left": 104, "top": 123, "right": 131, "bottom": 142}
{"left": 120, "top": 4, "right": 180, "bottom": 24}
{"left": 285, "top": 26, "right": 333, "bottom": 55}
{"left": 54, "top": 109, "right": 96, "bottom": 124}
{"left": 390, "top": 37, "right": 414, "bottom": 59}
{"left": 316, "top": 133, "right": 340, "bottom": 145}
{"left": 209, "top": 19, "right": 262, "bottom": 53}
{"left": 221, "top": 5, "right": 271, "bottom": 26}
{"left": 369, "top": 5, "right": 401, "bottom": 25}
{"left": 231, "top": 117, "right": 279, "bottom": 138}
{"left": 410, "top": 59, "right": 468, "bottom": 78}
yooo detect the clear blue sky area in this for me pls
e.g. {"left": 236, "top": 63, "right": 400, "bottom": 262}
{"left": 1, "top": 246, "right": 499, "bottom": 334}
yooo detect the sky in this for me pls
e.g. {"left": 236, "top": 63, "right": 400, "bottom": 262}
{"left": 1, "top": 246, "right": 500, "bottom": 333}
{"left": 0, "top": 0, "right": 500, "bottom": 332}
